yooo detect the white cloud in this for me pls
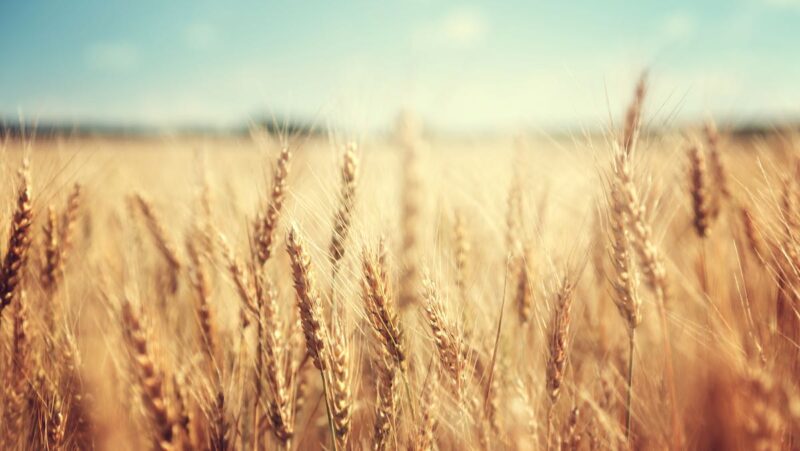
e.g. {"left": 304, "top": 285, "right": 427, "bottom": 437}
{"left": 412, "top": 6, "right": 488, "bottom": 49}
{"left": 184, "top": 23, "right": 218, "bottom": 50}
{"left": 84, "top": 42, "right": 138, "bottom": 71}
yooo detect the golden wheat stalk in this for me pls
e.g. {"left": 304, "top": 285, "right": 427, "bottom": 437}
{"left": 59, "top": 182, "right": 82, "bottom": 264}
{"left": 412, "top": 368, "right": 439, "bottom": 451}
{"left": 134, "top": 194, "right": 182, "bottom": 293}
{"left": 41, "top": 205, "right": 63, "bottom": 294}
{"left": 285, "top": 224, "right": 339, "bottom": 451}
{"left": 688, "top": 143, "right": 712, "bottom": 239}
{"left": 399, "top": 139, "right": 421, "bottom": 309}
{"left": 515, "top": 242, "right": 534, "bottom": 325}
{"left": 704, "top": 118, "right": 731, "bottom": 204}
{"left": 620, "top": 72, "right": 647, "bottom": 155}
{"left": 613, "top": 78, "right": 682, "bottom": 447}
{"left": 329, "top": 143, "right": 359, "bottom": 268}
{"left": 611, "top": 147, "right": 667, "bottom": 297}
{"left": 329, "top": 314, "right": 352, "bottom": 449}
{"left": 209, "top": 391, "right": 230, "bottom": 450}
{"left": 608, "top": 181, "right": 643, "bottom": 332}
{"left": 0, "top": 162, "right": 33, "bottom": 321}
{"left": 362, "top": 244, "right": 406, "bottom": 368}
{"left": 741, "top": 206, "right": 766, "bottom": 264}
{"left": 120, "top": 300, "right": 175, "bottom": 449}
{"left": 372, "top": 353, "right": 398, "bottom": 451}
{"left": 171, "top": 372, "right": 192, "bottom": 447}
{"left": 608, "top": 179, "right": 642, "bottom": 442}
{"left": 219, "top": 233, "right": 258, "bottom": 321}
{"left": 186, "top": 238, "right": 217, "bottom": 367}
{"left": 254, "top": 272, "right": 294, "bottom": 446}
{"left": 545, "top": 275, "right": 576, "bottom": 450}
{"left": 255, "top": 146, "right": 291, "bottom": 265}
{"left": 546, "top": 276, "right": 575, "bottom": 403}
{"left": 11, "top": 290, "right": 29, "bottom": 378}
{"left": 422, "top": 272, "right": 466, "bottom": 399}
{"left": 286, "top": 225, "right": 329, "bottom": 371}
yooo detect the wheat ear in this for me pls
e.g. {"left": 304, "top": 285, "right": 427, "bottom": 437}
{"left": 285, "top": 224, "right": 338, "bottom": 451}
{"left": 545, "top": 276, "right": 576, "bottom": 450}
{"left": 255, "top": 146, "right": 291, "bottom": 265}
{"left": 329, "top": 143, "right": 359, "bottom": 268}
{"left": 120, "top": 300, "right": 175, "bottom": 449}
{"left": 0, "top": 162, "right": 33, "bottom": 321}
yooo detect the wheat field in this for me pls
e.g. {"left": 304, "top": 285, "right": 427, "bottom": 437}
{"left": 0, "top": 79, "right": 798, "bottom": 450}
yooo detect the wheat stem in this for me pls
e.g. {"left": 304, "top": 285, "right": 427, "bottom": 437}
{"left": 319, "top": 365, "right": 339, "bottom": 451}
{"left": 625, "top": 328, "right": 636, "bottom": 443}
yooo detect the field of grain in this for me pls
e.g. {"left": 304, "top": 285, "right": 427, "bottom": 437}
{"left": 0, "top": 81, "right": 798, "bottom": 450}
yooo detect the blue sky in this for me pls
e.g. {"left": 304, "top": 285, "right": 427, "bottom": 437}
{"left": 1, "top": 0, "right": 799, "bottom": 132}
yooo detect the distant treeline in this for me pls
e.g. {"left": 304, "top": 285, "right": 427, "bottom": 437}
{"left": 0, "top": 117, "right": 795, "bottom": 140}
{"left": 0, "top": 117, "right": 322, "bottom": 139}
